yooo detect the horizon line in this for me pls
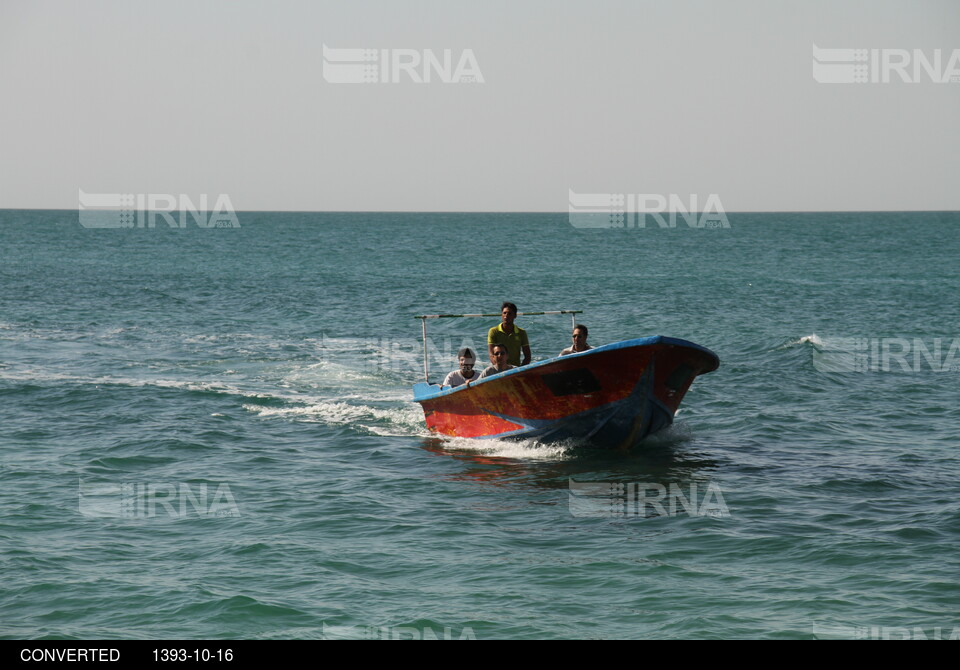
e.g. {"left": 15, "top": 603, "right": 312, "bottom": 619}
{"left": 4, "top": 207, "right": 960, "bottom": 215}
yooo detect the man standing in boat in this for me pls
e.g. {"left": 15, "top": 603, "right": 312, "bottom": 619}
{"left": 559, "top": 324, "right": 593, "bottom": 356}
{"left": 487, "top": 302, "right": 531, "bottom": 367}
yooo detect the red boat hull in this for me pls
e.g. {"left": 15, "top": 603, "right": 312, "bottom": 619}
{"left": 413, "top": 336, "right": 719, "bottom": 450}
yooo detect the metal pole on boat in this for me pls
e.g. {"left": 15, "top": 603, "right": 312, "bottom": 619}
{"left": 421, "top": 317, "right": 429, "bottom": 382}
{"left": 413, "top": 311, "right": 582, "bottom": 382}
{"left": 414, "top": 310, "right": 583, "bottom": 319}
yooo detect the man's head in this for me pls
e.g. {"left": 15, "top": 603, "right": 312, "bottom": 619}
{"left": 491, "top": 343, "right": 510, "bottom": 368}
{"left": 572, "top": 324, "right": 589, "bottom": 346}
{"left": 501, "top": 302, "right": 518, "bottom": 326}
{"left": 458, "top": 347, "right": 476, "bottom": 374}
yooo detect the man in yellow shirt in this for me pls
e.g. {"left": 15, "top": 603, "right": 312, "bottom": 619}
{"left": 487, "top": 302, "right": 531, "bottom": 367}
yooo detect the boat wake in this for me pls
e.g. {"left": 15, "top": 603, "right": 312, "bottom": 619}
{"left": 243, "top": 398, "right": 427, "bottom": 437}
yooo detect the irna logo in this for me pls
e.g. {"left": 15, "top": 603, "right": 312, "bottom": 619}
{"left": 78, "top": 190, "right": 239, "bottom": 229}
{"left": 812, "top": 44, "right": 960, "bottom": 84}
{"left": 322, "top": 45, "right": 484, "bottom": 84}
{"left": 568, "top": 190, "right": 730, "bottom": 229}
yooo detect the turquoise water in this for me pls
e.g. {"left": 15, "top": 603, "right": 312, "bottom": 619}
{"left": 2, "top": 210, "right": 959, "bottom": 639}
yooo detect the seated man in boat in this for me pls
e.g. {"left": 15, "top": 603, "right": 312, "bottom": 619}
{"left": 441, "top": 347, "right": 481, "bottom": 388}
{"left": 559, "top": 324, "right": 593, "bottom": 356}
{"left": 475, "top": 343, "right": 516, "bottom": 380}
{"left": 487, "top": 301, "right": 531, "bottom": 367}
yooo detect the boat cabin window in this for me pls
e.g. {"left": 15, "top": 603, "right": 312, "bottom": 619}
{"left": 541, "top": 368, "right": 602, "bottom": 396}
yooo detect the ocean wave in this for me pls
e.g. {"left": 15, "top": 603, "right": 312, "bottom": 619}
{"left": 779, "top": 334, "right": 824, "bottom": 349}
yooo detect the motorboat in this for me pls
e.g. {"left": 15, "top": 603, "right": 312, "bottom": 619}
{"left": 411, "top": 313, "right": 719, "bottom": 450}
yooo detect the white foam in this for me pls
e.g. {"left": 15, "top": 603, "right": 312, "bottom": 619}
{"left": 0, "top": 367, "right": 291, "bottom": 402}
{"left": 243, "top": 399, "right": 427, "bottom": 434}
{"left": 0, "top": 368, "right": 82, "bottom": 383}
{"left": 438, "top": 436, "right": 572, "bottom": 461}
{"left": 797, "top": 334, "right": 824, "bottom": 346}
{"left": 777, "top": 334, "right": 824, "bottom": 349}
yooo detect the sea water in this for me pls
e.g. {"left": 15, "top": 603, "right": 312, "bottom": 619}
{"left": 2, "top": 210, "right": 959, "bottom": 639}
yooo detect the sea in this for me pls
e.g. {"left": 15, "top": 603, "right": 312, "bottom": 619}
{"left": 2, "top": 209, "right": 959, "bottom": 640}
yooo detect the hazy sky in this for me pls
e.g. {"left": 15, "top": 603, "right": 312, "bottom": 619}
{"left": 1, "top": 0, "right": 958, "bottom": 211}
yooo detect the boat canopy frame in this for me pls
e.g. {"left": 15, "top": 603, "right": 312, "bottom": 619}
{"left": 413, "top": 310, "right": 583, "bottom": 382}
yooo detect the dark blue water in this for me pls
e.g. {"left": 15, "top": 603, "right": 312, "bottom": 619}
{"left": 2, "top": 209, "right": 959, "bottom": 639}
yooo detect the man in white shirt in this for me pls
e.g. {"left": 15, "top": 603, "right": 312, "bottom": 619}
{"left": 559, "top": 324, "right": 593, "bottom": 356}
{"left": 442, "top": 347, "right": 481, "bottom": 388}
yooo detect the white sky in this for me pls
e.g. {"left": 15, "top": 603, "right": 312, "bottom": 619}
{"left": 1, "top": 0, "right": 958, "bottom": 211}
